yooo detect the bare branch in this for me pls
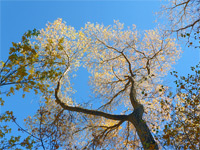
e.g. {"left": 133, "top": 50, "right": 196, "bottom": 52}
{"left": 170, "top": 0, "right": 190, "bottom": 9}
{"left": 173, "top": 18, "right": 200, "bottom": 32}
{"left": 11, "top": 116, "right": 41, "bottom": 141}
{"left": 96, "top": 38, "right": 135, "bottom": 77}
{"left": 98, "top": 80, "right": 130, "bottom": 110}
{"left": 112, "top": 66, "right": 123, "bottom": 81}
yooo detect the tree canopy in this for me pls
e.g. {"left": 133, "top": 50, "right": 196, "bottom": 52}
{"left": 0, "top": 1, "right": 199, "bottom": 149}
{"left": 1, "top": 18, "right": 182, "bottom": 149}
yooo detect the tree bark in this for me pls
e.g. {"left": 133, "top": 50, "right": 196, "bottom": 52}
{"left": 128, "top": 105, "right": 159, "bottom": 150}
{"left": 127, "top": 76, "right": 159, "bottom": 149}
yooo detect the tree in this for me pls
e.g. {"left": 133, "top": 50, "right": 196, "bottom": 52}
{"left": 0, "top": 19, "right": 181, "bottom": 149}
{"left": 161, "top": 64, "right": 200, "bottom": 149}
{"left": 0, "top": 29, "right": 41, "bottom": 150}
{"left": 160, "top": 1, "right": 200, "bottom": 149}
{"left": 162, "top": 0, "right": 200, "bottom": 48}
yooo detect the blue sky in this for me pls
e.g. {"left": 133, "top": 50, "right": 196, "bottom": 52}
{"left": 1, "top": 1, "right": 163, "bottom": 117}
{"left": 1, "top": 0, "right": 199, "bottom": 146}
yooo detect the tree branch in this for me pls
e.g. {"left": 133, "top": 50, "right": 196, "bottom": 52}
{"left": 125, "top": 76, "right": 140, "bottom": 108}
{"left": 174, "top": 18, "right": 200, "bottom": 32}
{"left": 98, "top": 80, "right": 130, "bottom": 110}
{"left": 95, "top": 38, "right": 135, "bottom": 77}
{"left": 55, "top": 73, "right": 128, "bottom": 121}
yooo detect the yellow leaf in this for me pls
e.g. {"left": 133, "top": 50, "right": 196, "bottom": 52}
{"left": 28, "top": 68, "right": 34, "bottom": 74}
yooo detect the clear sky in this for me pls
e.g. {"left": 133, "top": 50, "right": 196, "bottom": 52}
{"left": 1, "top": 0, "right": 199, "bottom": 145}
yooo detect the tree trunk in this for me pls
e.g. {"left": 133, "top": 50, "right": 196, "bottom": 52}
{"left": 129, "top": 106, "right": 159, "bottom": 150}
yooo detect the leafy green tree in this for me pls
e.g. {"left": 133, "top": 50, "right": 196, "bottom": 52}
{"left": 0, "top": 29, "right": 41, "bottom": 150}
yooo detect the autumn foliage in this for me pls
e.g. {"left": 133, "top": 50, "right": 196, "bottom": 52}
{"left": 0, "top": 1, "right": 199, "bottom": 148}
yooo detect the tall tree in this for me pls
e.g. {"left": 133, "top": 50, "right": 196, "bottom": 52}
{"left": 0, "top": 19, "right": 181, "bottom": 149}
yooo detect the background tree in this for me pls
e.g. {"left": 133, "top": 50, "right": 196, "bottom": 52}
{"left": 0, "top": 19, "right": 181, "bottom": 149}
{"left": 160, "top": 1, "right": 200, "bottom": 149}
{"left": 162, "top": 0, "right": 200, "bottom": 48}
{"left": 161, "top": 64, "right": 200, "bottom": 149}
{"left": 0, "top": 29, "right": 41, "bottom": 149}
{"left": 0, "top": 20, "right": 81, "bottom": 149}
